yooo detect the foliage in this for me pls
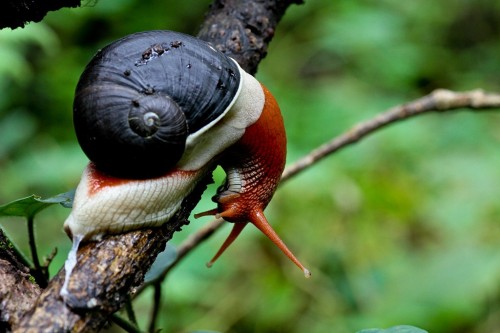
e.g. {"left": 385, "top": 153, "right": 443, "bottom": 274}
{"left": 0, "top": 191, "right": 73, "bottom": 219}
{"left": 0, "top": 0, "right": 499, "bottom": 332}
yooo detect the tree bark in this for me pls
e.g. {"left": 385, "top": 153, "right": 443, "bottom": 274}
{"left": 0, "top": 0, "right": 302, "bottom": 331}
{"left": 0, "top": 229, "right": 41, "bottom": 331}
{"left": 0, "top": 0, "right": 81, "bottom": 30}
{"left": 198, "top": 0, "right": 303, "bottom": 74}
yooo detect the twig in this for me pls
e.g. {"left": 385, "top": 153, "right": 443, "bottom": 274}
{"left": 282, "top": 89, "right": 500, "bottom": 181}
{"left": 173, "top": 218, "right": 225, "bottom": 266}
{"left": 110, "top": 314, "right": 143, "bottom": 333}
{"left": 148, "top": 283, "right": 162, "bottom": 333}
{"left": 41, "top": 247, "right": 58, "bottom": 275}
{"left": 27, "top": 216, "right": 48, "bottom": 288}
{"left": 27, "top": 216, "right": 40, "bottom": 270}
{"left": 161, "top": 89, "right": 500, "bottom": 276}
{"left": 136, "top": 218, "right": 225, "bottom": 296}
{"left": 143, "top": 219, "right": 226, "bottom": 329}
{"left": 124, "top": 296, "right": 138, "bottom": 327}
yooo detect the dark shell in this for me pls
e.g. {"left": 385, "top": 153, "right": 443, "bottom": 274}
{"left": 73, "top": 30, "right": 241, "bottom": 178}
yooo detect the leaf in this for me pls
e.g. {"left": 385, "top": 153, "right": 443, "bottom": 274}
{"left": 144, "top": 244, "right": 178, "bottom": 283}
{"left": 357, "top": 325, "right": 428, "bottom": 333}
{"left": 0, "top": 189, "right": 75, "bottom": 219}
{"left": 37, "top": 190, "right": 75, "bottom": 209}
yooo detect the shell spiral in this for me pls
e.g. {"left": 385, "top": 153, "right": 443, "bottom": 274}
{"left": 73, "top": 30, "right": 241, "bottom": 178}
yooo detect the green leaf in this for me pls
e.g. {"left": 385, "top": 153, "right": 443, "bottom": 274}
{"left": 0, "top": 190, "right": 75, "bottom": 219}
{"left": 357, "top": 325, "right": 428, "bottom": 333}
{"left": 37, "top": 190, "right": 75, "bottom": 208}
{"left": 144, "top": 243, "right": 178, "bottom": 283}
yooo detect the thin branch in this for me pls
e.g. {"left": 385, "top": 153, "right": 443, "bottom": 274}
{"left": 124, "top": 296, "right": 138, "bottom": 327}
{"left": 159, "top": 89, "right": 500, "bottom": 276}
{"left": 27, "top": 216, "right": 48, "bottom": 288}
{"left": 41, "top": 247, "right": 58, "bottom": 276}
{"left": 282, "top": 89, "right": 500, "bottom": 181}
{"left": 110, "top": 314, "right": 142, "bottom": 333}
{"left": 173, "top": 218, "right": 225, "bottom": 268}
{"left": 136, "top": 218, "right": 225, "bottom": 297}
{"left": 26, "top": 217, "right": 39, "bottom": 269}
{"left": 148, "top": 283, "right": 162, "bottom": 333}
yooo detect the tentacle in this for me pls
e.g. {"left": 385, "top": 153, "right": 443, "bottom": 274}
{"left": 194, "top": 208, "right": 220, "bottom": 219}
{"left": 249, "top": 209, "right": 311, "bottom": 278}
{"left": 206, "top": 222, "right": 247, "bottom": 268}
{"left": 196, "top": 205, "right": 311, "bottom": 277}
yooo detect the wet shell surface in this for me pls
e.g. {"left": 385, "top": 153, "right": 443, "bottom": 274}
{"left": 73, "top": 30, "right": 241, "bottom": 178}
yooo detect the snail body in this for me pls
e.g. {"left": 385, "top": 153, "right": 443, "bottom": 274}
{"left": 63, "top": 30, "right": 310, "bottom": 279}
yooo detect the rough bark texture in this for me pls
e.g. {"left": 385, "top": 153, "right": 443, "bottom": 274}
{"left": 198, "top": 0, "right": 303, "bottom": 75}
{"left": 0, "top": 230, "right": 41, "bottom": 330}
{"left": 0, "top": 0, "right": 81, "bottom": 30}
{"left": 0, "top": 0, "right": 301, "bottom": 332}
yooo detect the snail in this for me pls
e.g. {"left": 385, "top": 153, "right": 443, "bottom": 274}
{"left": 61, "top": 30, "right": 310, "bottom": 296}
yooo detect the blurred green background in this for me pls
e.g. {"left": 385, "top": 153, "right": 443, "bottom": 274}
{"left": 1, "top": 0, "right": 499, "bottom": 332}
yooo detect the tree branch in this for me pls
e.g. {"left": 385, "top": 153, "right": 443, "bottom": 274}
{"left": 198, "top": 0, "right": 304, "bottom": 74}
{"left": 6, "top": 0, "right": 301, "bottom": 332}
{"left": 0, "top": 229, "right": 41, "bottom": 330}
{"left": 283, "top": 89, "right": 500, "bottom": 180}
{"left": 0, "top": 0, "right": 81, "bottom": 30}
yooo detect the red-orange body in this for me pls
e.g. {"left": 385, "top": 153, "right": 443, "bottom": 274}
{"left": 196, "top": 84, "right": 310, "bottom": 277}
{"left": 216, "top": 84, "right": 286, "bottom": 220}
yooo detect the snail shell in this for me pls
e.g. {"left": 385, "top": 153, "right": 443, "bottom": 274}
{"left": 73, "top": 30, "right": 241, "bottom": 178}
{"left": 66, "top": 29, "right": 264, "bottom": 240}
